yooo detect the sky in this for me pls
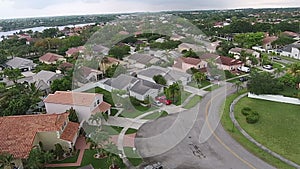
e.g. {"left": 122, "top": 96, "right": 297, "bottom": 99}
{"left": 0, "top": 0, "right": 299, "bottom": 19}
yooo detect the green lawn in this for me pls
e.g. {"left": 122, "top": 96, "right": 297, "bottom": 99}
{"left": 221, "top": 91, "right": 296, "bottom": 169}
{"left": 188, "top": 80, "right": 211, "bottom": 89}
{"left": 141, "top": 111, "right": 168, "bottom": 120}
{"left": 183, "top": 95, "right": 202, "bottom": 109}
{"left": 172, "top": 90, "right": 192, "bottom": 106}
{"left": 119, "top": 106, "right": 157, "bottom": 118}
{"left": 204, "top": 84, "right": 220, "bottom": 91}
{"left": 48, "top": 150, "right": 126, "bottom": 169}
{"left": 110, "top": 109, "right": 119, "bottom": 116}
{"left": 124, "top": 147, "right": 143, "bottom": 167}
{"left": 86, "top": 87, "right": 115, "bottom": 106}
{"left": 235, "top": 97, "right": 300, "bottom": 165}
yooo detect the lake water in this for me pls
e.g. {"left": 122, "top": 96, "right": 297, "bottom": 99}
{"left": 0, "top": 22, "right": 95, "bottom": 40}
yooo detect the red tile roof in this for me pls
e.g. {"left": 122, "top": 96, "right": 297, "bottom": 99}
{"left": 263, "top": 36, "right": 278, "bottom": 45}
{"left": 44, "top": 91, "right": 103, "bottom": 107}
{"left": 92, "top": 102, "right": 111, "bottom": 114}
{"left": 66, "top": 46, "right": 84, "bottom": 56}
{"left": 0, "top": 113, "right": 69, "bottom": 159}
{"left": 218, "top": 56, "right": 243, "bottom": 66}
{"left": 60, "top": 122, "right": 80, "bottom": 142}
{"left": 39, "top": 53, "right": 64, "bottom": 63}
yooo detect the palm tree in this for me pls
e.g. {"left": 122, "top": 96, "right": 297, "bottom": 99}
{"left": 234, "top": 81, "right": 243, "bottom": 93}
{"left": 193, "top": 72, "right": 206, "bottom": 88}
{"left": 0, "top": 153, "right": 15, "bottom": 169}
{"left": 42, "top": 151, "right": 54, "bottom": 164}
{"left": 90, "top": 129, "right": 110, "bottom": 157}
{"left": 105, "top": 142, "right": 120, "bottom": 169}
{"left": 100, "top": 56, "right": 110, "bottom": 76}
{"left": 89, "top": 112, "right": 103, "bottom": 126}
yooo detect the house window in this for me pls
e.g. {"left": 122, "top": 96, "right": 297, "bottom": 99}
{"left": 97, "top": 99, "right": 100, "bottom": 105}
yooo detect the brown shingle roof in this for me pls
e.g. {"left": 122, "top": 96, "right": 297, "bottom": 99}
{"left": 39, "top": 53, "right": 64, "bottom": 63}
{"left": 0, "top": 113, "right": 69, "bottom": 159}
{"left": 60, "top": 122, "right": 80, "bottom": 142}
{"left": 44, "top": 91, "right": 103, "bottom": 107}
{"left": 218, "top": 56, "right": 243, "bottom": 66}
{"left": 263, "top": 36, "right": 278, "bottom": 45}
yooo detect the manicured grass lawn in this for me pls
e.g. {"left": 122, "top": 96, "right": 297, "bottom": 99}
{"left": 48, "top": 150, "right": 126, "bottom": 169}
{"left": 141, "top": 111, "right": 168, "bottom": 120}
{"left": 183, "top": 95, "right": 202, "bottom": 109}
{"left": 204, "top": 84, "right": 220, "bottom": 91}
{"left": 119, "top": 106, "right": 157, "bottom": 118}
{"left": 86, "top": 87, "right": 115, "bottom": 106}
{"left": 235, "top": 97, "right": 300, "bottom": 165}
{"left": 172, "top": 90, "right": 192, "bottom": 106}
{"left": 221, "top": 91, "right": 296, "bottom": 169}
{"left": 188, "top": 80, "right": 211, "bottom": 89}
{"left": 50, "top": 151, "right": 79, "bottom": 164}
{"left": 110, "top": 109, "right": 119, "bottom": 116}
{"left": 124, "top": 147, "right": 144, "bottom": 167}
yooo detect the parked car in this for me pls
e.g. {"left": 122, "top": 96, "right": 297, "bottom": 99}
{"left": 156, "top": 96, "right": 172, "bottom": 105}
{"left": 237, "top": 66, "right": 250, "bottom": 73}
{"left": 272, "top": 56, "right": 281, "bottom": 60}
{"left": 206, "top": 75, "right": 214, "bottom": 81}
{"left": 153, "top": 100, "right": 163, "bottom": 107}
{"left": 144, "top": 162, "right": 163, "bottom": 169}
{"left": 239, "top": 77, "right": 248, "bottom": 82}
{"left": 262, "top": 65, "right": 273, "bottom": 70}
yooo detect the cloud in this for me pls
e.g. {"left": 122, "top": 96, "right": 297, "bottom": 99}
{"left": 0, "top": 0, "right": 298, "bottom": 19}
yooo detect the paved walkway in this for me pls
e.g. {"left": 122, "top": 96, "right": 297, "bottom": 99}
{"left": 45, "top": 136, "right": 89, "bottom": 168}
{"left": 183, "top": 85, "right": 208, "bottom": 96}
{"left": 230, "top": 93, "right": 300, "bottom": 169}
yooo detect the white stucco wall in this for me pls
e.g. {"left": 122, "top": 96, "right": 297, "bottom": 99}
{"left": 248, "top": 93, "right": 300, "bottom": 105}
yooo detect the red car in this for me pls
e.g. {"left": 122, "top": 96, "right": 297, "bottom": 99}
{"left": 156, "top": 96, "right": 172, "bottom": 105}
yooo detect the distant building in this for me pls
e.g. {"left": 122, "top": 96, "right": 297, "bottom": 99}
{"left": 124, "top": 53, "right": 160, "bottom": 69}
{"left": 39, "top": 53, "right": 66, "bottom": 65}
{"left": 5, "top": 57, "right": 37, "bottom": 72}
{"left": 229, "top": 47, "right": 260, "bottom": 59}
{"left": 173, "top": 57, "right": 206, "bottom": 72}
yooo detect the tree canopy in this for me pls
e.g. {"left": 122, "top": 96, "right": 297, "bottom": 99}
{"left": 153, "top": 75, "right": 167, "bottom": 85}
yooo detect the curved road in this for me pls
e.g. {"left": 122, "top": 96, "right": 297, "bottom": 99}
{"left": 135, "top": 82, "right": 275, "bottom": 169}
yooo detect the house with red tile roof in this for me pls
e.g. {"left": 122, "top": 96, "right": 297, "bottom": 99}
{"left": 0, "top": 112, "right": 79, "bottom": 162}
{"left": 44, "top": 91, "right": 111, "bottom": 124}
{"left": 200, "top": 53, "right": 244, "bottom": 71}
{"left": 173, "top": 57, "right": 207, "bottom": 72}
{"left": 262, "top": 36, "right": 278, "bottom": 50}
{"left": 66, "top": 46, "right": 84, "bottom": 57}
{"left": 39, "top": 52, "right": 66, "bottom": 65}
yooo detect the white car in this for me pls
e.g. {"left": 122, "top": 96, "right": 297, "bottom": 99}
{"left": 262, "top": 65, "right": 273, "bottom": 70}
{"left": 153, "top": 100, "right": 163, "bottom": 107}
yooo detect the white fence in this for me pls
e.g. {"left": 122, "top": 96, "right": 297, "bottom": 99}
{"left": 248, "top": 93, "right": 300, "bottom": 105}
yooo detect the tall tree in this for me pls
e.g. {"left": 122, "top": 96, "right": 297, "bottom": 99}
{"left": 153, "top": 75, "right": 167, "bottom": 85}
{"left": 193, "top": 72, "right": 206, "bottom": 88}
{"left": 3, "top": 68, "right": 21, "bottom": 83}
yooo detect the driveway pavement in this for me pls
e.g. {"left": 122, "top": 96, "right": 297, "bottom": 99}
{"left": 135, "top": 83, "right": 276, "bottom": 169}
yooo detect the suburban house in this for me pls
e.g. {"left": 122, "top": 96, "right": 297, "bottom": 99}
{"left": 0, "top": 112, "right": 80, "bottom": 167}
{"left": 100, "top": 74, "right": 138, "bottom": 92}
{"left": 137, "top": 66, "right": 192, "bottom": 85}
{"left": 39, "top": 53, "right": 66, "bottom": 65}
{"left": 282, "top": 31, "right": 299, "bottom": 40}
{"left": 99, "top": 74, "right": 163, "bottom": 101}
{"left": 5, "top": 57, "right": 37, "bottom": 72}
{"left": 173, "top": 57, "right": 206, "bottom": 72}
{"left": 124, "top": 53, "right": 160, "bottom": 69}
{"left": 44, "top": 91, "right": 111, "bottom": 123}
{"left": 178, "top": 43, "right": 205, "bottom": 53}
{"left": 99, "top": 57, "right": 127, "bottom": 71}
{"left": 280, "top": 43, "right": 300, "bottom": 59}
{"left": 18, "top": 70, "right": 64, "bottom": 93}
{"left": 76, "top": 66, "right": 103, "bottom": 83}
{"left": 262, "top": 36, "right": 278, "bottom": 51}
{"left": 66, "top": 46, "right": 84, "bottom": 57}
{"left": 93, "top": 44, "right": 110, "bottom": 55}
{"left": 206, "top": 41, "right": 221, "bottom": 53}
{"left": 129, "top": 79, "right": 163, "bottom": 101}
{"left": 229, "top": 47, "right": 260, "bottom": 59}
{"left": 58, "top": 62, "right": 74, "bottom": 71}
{"left": 200, "top": 53, "right": 244, "bottom": 71}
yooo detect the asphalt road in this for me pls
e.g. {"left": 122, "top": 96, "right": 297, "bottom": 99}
{"left": 135, "top": 83, "right": 276, "bottom": 169}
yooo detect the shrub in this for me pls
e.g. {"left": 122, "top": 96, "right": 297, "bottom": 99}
{"left": 246, "top": 111, "right": 259, "bottom": 124}
{"left": 241, "top": 107, "right": 252, "bottom": 116}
